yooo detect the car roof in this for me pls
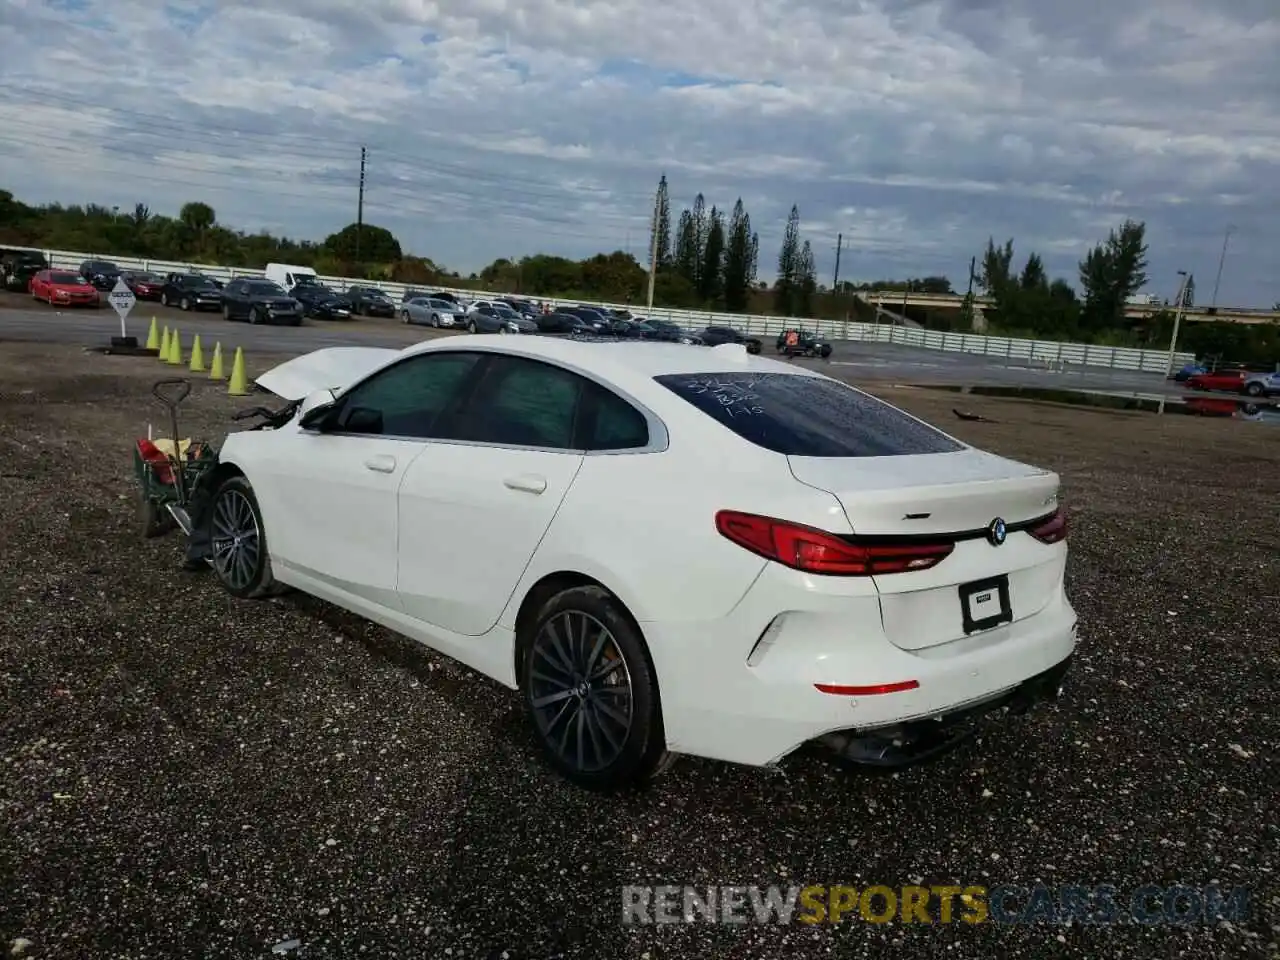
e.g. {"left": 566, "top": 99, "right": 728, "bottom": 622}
{"left": 398, "top": 335, "right": 817, "bottom": 399}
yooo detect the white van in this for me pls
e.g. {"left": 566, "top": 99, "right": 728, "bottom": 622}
{"left": 264, "top": 263, "right": 318, "bottom": 292}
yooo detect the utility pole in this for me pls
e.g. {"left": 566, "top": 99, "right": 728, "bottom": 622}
{"left": 832, "top": 233, "right": 843, "bottom": 290}
{"left": 1210, "top": 224, "right": 1234, "bottom": 309}
{"left": 966, "top": 255, "right": 976, "bottom": 298}
{"left": 355, "top": 146, "right": 367, "bottom": 263}
{"left": 1158, "top": 270, "right": 1191, "bottom": 415}
{"left": 645, "top": 186, "right": 660, "bottom": 312}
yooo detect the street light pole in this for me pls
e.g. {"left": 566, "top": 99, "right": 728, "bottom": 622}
{"left": 1158, "top": 270, "right": 1190, "bottom": 416}
{"left": 1209, "top": 225, "right": 1234, "bottom": 310}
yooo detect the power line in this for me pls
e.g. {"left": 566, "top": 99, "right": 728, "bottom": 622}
{"left": 0, "top": 133, "right": 650, "bottom": 248}
{"left": 0, "top": 84, "right": 661, "bottom": 206}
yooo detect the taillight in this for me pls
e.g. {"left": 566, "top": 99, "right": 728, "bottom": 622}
{"left": 1029, "top": 508, "right": 1067, "bottom": 544}
{"left": 714, "top": 511, "right": 954, "bottom": 576}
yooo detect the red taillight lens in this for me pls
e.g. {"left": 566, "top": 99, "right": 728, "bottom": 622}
{"left": 714, "top": 511, "right": 954, "bottom": 576}
{"left": 1029, "top": 508, "right": 1067, "bottom": 544}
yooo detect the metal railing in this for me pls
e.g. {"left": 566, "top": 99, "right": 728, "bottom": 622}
{"left": 17, "top": 246, "right": 1197, "bottom": 372}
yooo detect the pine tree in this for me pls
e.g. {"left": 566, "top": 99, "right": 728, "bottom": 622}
{"left": 775, "top": 205, "right": 801, "bottom": 315}
{"left": 699, "top": 206, "right": 725, "bottom": 302}
{"left": 797, "top": 240, "right": 817, "bottom": 316}
{"left": 690, "top": 194, "right": 707, "bottom": 289}
{"left": 654, "top": 175, "right": 672, "bottom": 271}
{"left": 674, "top": 209, "right": 698, "bottom": 288}
{"left": 1079, "top": 219, "right": 1148, "bottom": 331}
{"left": 722, "top": 199, "right": 753, "bottom": 312}
{"left": 1020, "top": 252, "right": 1047, "bottom": 291}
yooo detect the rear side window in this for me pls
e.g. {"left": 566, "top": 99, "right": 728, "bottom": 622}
{"left": 585, "top": 385, "right": 649, "bottom": 451}
{"left": 447, "top": 356, "right": 584, "bottom": 449}
{"left": 654, "top": 372, "right": 964, "bottom": 458}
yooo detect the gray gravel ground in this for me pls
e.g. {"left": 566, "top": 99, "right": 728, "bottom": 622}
{"left": 0, "top": 342, "right": 1277, "bottom": 960}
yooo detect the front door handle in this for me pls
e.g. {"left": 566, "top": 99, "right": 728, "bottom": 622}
{"left": 503, "top": 474, "right": 547, "bottom": 494}
{"left": 364, "top": 455, "right": 396, "bottom": 474}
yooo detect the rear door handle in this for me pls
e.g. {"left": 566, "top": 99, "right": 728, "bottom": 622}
{"left": 503, "top": 474, "right": 547, "bottom": 494}
{"left": 364, "top": 455, "right": 397, "bottom": 474}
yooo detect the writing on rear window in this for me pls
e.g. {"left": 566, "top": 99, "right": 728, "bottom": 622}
{"left": 654, "top": 372, "right": 964, "bottom": 458}
{"left": 682, "top": 377, "right": 764, "bottom": 418}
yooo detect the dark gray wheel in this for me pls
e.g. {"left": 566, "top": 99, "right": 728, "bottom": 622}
{"left": 520, "top": 585, "right": 673, "bottom": 789}
{"left": 430, "top": 314, "right": 439, "bottom": 328}
{"left": 179, "top": 296, "right": 191, "bottom": 311}
{"left": 249, "top": 306, "right": 262, "bottom": 325}
{"left": 209, "top": 477, "right": 276, "bottom": 599}
{"left": 1244, "top": 382, "right": 1262, "bottom": 397}
{"left": 160, "top": 292, "right": 170, "bottom": 307}
{"left": 222, "top": 304, "right": 232, "bottom": 321}
{"left": 468, "top": 319, "right": 477, "bottom": 334}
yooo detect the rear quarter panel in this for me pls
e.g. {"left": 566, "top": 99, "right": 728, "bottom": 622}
{"left": 512, "top": 428, "right": 851, "bottom": 625}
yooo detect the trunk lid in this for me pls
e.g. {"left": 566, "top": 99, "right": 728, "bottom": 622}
{"left": 789, "top": 450, "right": 1064, "bottom": 651}
{"left": 788, "top": 449, "right": 1057, "bottom": 536}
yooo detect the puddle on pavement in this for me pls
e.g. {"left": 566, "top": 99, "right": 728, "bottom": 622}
{"left": 916, "top": 384, "right": 1280, "bottom": 423}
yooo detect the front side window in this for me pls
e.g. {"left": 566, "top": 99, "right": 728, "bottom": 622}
{"left": 334, "top": 352, "right": 482, "bottom": 437}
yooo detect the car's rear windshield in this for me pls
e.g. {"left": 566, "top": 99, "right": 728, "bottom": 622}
{"left": 247, "top": 281, "right": 285, "bottom": 294}
{"left": 654, "top": 372, "right": 965, "bottom": 458}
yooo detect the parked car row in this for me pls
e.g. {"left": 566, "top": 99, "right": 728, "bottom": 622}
{"left": 8, "top": 256, "right": 795, "bottom": 351}
{"left": 1182, "top": 366, "right": 1280, "bottom": 398}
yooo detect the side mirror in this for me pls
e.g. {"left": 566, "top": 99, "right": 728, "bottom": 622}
{"left": 299, "top": 401, "right": 335, "bottom": 432}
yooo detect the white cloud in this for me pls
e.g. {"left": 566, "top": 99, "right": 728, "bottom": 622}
{"left": 0, "top": 0, "right": 1275, "bottom": 302}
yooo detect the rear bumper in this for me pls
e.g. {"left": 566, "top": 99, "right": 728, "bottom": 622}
{"left": 645, "top": 572, "right": 1078, "bottom": 768}
{"left": 814, "top": 655, "right": 1071, "bottom": 767}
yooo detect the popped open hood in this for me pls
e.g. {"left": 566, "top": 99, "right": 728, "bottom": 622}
{"left": 254, "top": 346, "right": 401, "bottom": 401}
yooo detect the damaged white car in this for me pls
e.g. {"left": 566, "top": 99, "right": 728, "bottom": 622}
{"left": 183, "top": 336, "right": 1077, "bottom": 789}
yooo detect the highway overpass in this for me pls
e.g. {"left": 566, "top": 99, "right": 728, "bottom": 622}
{"left": 860, "top": 291, "right": 1279, "bottom": 326}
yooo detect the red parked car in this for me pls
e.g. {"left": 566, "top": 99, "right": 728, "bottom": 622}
{"left": 123, "top": 270, "right": 165, "bottom": 300}
{"left": 29, "top": 269, "right": 101, "bottom": 308}
{"left": 1185, "top": 369, "right": 1249, "bottom": 394}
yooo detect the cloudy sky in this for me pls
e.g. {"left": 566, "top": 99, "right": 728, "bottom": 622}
{"left": 1, "top": 0, "right": 1276, "bottom": 304}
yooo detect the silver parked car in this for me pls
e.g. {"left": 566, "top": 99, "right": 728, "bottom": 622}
{"left": 401, "top": 297, "right": 468, "bottom": 328}
{"left": 1242, "top": 371, "right": 1280, "bottom": 398}
{"left": 467, "top": 303, "right": 538, "bottom": 334}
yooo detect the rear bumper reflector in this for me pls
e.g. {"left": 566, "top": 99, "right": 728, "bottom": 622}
{"left": 815, "top": 680, "right": 920, "bottom": 696}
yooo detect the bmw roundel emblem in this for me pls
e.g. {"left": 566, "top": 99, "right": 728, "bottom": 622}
{"left": 987, "top": 517, "right": 1007, "bottom": 546}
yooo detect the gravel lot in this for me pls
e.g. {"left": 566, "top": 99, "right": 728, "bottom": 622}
{"left": 0, "top": 342, "right": 1276, "bottom": 960}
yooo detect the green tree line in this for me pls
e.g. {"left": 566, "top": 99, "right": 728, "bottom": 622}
{"left": 1, "top": 186, "right": 1273, "bottom": 361}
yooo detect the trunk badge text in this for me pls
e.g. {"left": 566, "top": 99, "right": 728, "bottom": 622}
{"left": 987, "top": 518, "right": 1007, "bottom": 546}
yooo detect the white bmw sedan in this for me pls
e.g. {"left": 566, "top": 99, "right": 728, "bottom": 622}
{"left": 203, "top": 336, "right": 1077, "bottom": 788}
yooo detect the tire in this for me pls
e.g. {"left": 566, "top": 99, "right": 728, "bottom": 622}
{"left": 249, "top": 306, "right": 262, "bottom": 325}
{"left": 223, "top": 304, "right": 232, "bottom": 321}
{"left": 468, "top": 320, "right": 477, "bottom": 334}
{"left": 139, "top": 494, "right": 173, "bottom": 540}
{"left": 1244, "top": 383, "right": 1262, "bottom": 397}
{"left": 160, "top": 293, "right": 169, "bottom": 307}
{"left": 519, "top": 585, "right": 673, "bottom": 790}
{"left": 430, "top": 314, "right": 439, "bottom": 328}
{"left": 401, "top": 310, "right": 410, "bottom": 324}
{"left": 208, "top": 476, "right": 279, "bottom": 600}
{"left": 180, "top": 297, "right": 191, "bottom": 311}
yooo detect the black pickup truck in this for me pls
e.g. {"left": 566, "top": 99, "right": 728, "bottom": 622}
{"left": 1, "top": 249, "right": 49, "bottom": 291}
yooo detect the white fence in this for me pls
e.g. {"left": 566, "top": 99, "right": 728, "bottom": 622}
{"left": 24, "top": 246, "right": 1193, "bottom": 373}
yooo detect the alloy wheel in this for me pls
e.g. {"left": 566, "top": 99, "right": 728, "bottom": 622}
{"left": 528, "top": 611, "right": 634, "bottom": 774}
{"left": 211, "top": 489, "right": 261, "bottom": 592}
